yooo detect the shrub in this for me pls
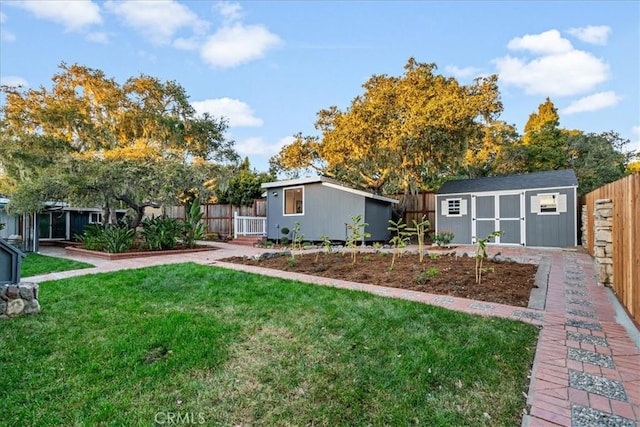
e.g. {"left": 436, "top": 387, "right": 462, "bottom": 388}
{"left": 102, "top": 225, "right": 136, "bottom": 253}
{"left": 182, "top": 198, "right": 205, "bottom": 249}
{"left": 140, "top": 216, "right": 183, "bottom": 251}
{"left": 415, "top": 267, "right": 439, "bottom": 285}
{"left": 76, "top": 223, "right": 107, "bottom": 251}
{"left": 432, "top": 231, "right": 455, "bottom": 247}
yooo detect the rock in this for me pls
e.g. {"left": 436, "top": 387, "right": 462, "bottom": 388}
{"left": 18, "top": 284, "right": 36, "bottom": 301}
{"left": 6, "top": 285, "right": 19, "bottom": 300}
{"left": 595, "top": 230, "right": 612, "bottom": 243}
{"left": 0, "top": 285, "right": 7, "bottom": 301}
{"left": 6, "top": 299, "right": 25, "bottom": 316}
{"left": 22, "top": 299, "right": 41, "bottom": 315}
{"left": 0, "top": 299, "right": 6, "bottom": 315}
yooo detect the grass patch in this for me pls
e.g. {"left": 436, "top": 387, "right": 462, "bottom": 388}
{"left": 21, "top": 253, "right": 94, "bottom": 277}
{"left": 0, "top": 263, "right": 538, "bottom": 426}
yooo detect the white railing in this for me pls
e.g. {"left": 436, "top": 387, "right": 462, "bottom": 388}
{"left": 233, "top": 212, "right": 267, "bottom": 238}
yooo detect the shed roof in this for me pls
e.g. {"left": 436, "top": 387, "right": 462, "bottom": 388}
{"left": 262, "top": 176, "right": 399, "bottom": 204}
{"left": 437, "top": 169, "right": 578, "bottom": 195}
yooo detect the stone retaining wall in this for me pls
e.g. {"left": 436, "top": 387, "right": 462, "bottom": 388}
{"left": 593, "top": 199, "right": 613, "bottom": 286}
{"left": 0, "top": 283, "right": 40, "bottom": 320}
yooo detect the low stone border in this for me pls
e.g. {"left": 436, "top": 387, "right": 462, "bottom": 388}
{"left": 0, "top": 282, "right": 40, "bottom": 320}
{"left": 65, "top": 246, "right": 218, "bottom": 260}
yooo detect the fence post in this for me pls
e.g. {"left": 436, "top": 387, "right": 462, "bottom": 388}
{"left": 233, "top": 211, "right": 238, "bottom": 239}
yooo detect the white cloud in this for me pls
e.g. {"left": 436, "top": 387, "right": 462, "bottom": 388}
{"left": 495, "top": 30, "right": 610, "bottom": 97}
{"left": 507, "top": 30, "right": 573, "bottom": 55}
{"left": 215, "top": 1, "right": 243, "bottom": 24}
{"left": 86, "top": 31, "right": 109, "bottom": 44}
{"left": 173, "top": 37, "right": 199, "bottom": 51}
{"left": 105, "top": 0, "right": 208, "bottom": 45}
{"left": 566, "top": 25, "right": 611, "bottom": 45}
{"left": 0, "top": 12, "right": 16, "bottom": 41}
{"left": 445, "top": 65, "right": 482, "bottom": 79}
{"left": 562, "top": 91, "right": 622, "bottom": 114}
{"left": 201, "top": 23, "right": 281, "bottom": 68}
{"left": 192, "top": 98, "right": 263, "bottom": 128}
{"left": 0, "top": 76, "right": 29, "bottom": 87}
{"left": 235, "top": 136, "right": 293, "bottom": 157}
{"left": 14, "top": 0, "right": 102, "bottom": 31}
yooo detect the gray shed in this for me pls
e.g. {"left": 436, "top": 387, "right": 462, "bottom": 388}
{"left": 262, "top": 176, "right": 398, "bottom": 242}
{"left": 0, "top": 238, "right": 26, "bottom": 285}
{"left": 435, "top": 169, "right": 578, "bottom": 248}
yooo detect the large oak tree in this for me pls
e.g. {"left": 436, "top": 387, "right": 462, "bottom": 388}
{"left": 271, "top": 58, "right": 504, "bottom": 198}
{"left": 0, "top": 63, "right": 238, "bottom": 226}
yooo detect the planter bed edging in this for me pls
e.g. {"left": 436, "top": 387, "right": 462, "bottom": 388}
{"left": 65, "top": 246, "right": 216, "bottom": 260}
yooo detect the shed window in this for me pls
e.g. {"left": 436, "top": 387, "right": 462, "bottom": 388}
{"left": 448, "top": 199, "right": 461, "bottom": 215}
{"left": 89, "top": 212, "right": 102, "bottom": 224}
{"left": 284, "top": 187, "right": 304, "bottom": 215}
{"left": 531, "top": 193, "right": 566, "bottom": 215}
{"left": 539, "top": 194, "right": 557, "bottom": 213}
{"left": 441, "top": 198, "right": 467, "bottom": 217}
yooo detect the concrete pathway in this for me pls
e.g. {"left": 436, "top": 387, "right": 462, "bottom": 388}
{"left": 28, "top": 243, "right": 639, "bottom": 426}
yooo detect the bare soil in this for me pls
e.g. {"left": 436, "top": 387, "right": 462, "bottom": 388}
{"left": 222, "top": 251, "right": 539, "bottom": 307}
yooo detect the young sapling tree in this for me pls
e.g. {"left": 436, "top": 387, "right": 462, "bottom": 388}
{"left": 474, "top": 230, "right": 504, "bottom": 285}
{"left": 346, "top": 214, "right": 370, "bottom": 265}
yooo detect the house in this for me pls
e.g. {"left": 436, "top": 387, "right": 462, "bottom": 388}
{"left": 0, "top": 197, "right": 19, "bottom": 240}
{"left": 1, "top": 197, "right": 127, "bottom": 251}
{"left": 261, "top": 176, "right": 398, "bottom": 242}
{"left": 435, "top": 169, "right": 578, "bottom": 247}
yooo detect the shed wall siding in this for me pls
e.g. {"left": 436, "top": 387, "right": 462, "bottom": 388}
{"left": 266, "top": 184, "right": 365, "bottom": 241}
{"left": 364, "top": 199, "right": 392, "bottom": 241}
{"left": 435, "top": 195, "right": 472, "bottom": 244}
{"left": 525, "top": 188, "right": 576, "bottom": 247}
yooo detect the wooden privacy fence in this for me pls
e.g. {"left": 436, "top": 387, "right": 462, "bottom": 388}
{"left": 166, "top": 198, "right": 266, "bottom": 238}
{"left": 395, "top": 192, "right": 437, "bottom": 230}
{"left": 582, "top": 174, "right": 639, "bottom": 324}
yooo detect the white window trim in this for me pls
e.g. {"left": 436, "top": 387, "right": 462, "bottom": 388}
{"left": 89, "top": 212, "right": 102, "bottom": 224}
{"left": 283, "top": 186, "right": 305, "bottom": 216}
{"left": 536, "top": 192, "right": 560, "bottom": 215}
{"left": 442, "top": 197, "right": 467, "bottom": 218}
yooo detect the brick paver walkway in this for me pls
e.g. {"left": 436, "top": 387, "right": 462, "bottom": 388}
{"left": 29, "top": 243, "right": 639, "bottom": 426}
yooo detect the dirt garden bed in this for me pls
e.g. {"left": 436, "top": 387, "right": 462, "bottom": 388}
{"left": 222, "top": 251, "right": 539, "bottom": 308}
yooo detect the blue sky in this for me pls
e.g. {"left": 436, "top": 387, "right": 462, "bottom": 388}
{"left": 1, "top": 0, "right": 638, "bottom": 173}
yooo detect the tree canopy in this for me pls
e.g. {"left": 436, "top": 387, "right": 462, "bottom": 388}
{"left": 0, "top": 63, "right": 238, "bottom": 223}
{"left": 215, "top": 157, "right": 274, "bottom": 206}
{"left": 271, "top": 58, "right": 504, "bottom": 196}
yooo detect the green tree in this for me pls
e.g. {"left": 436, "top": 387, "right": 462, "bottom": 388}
{"left": 216, "top": 157, "right": 274, "bottom": 206}
{"left": 0, "top": 63, "right": 238, "bottom": 220}
{"left": 566, "top": 131, "right": 635, "bottom": 194}
{"left": 271, "top": 58, "right": 503, "bottom": 200}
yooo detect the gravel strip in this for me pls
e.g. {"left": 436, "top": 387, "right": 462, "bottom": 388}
{"left": 567, "top": 308, "right": 597, "bottom": 319}
{"left": 567, "top": 319, "right": 603, "bottom": 331}
{"left": 569, "top": 370, "right": 628, "bottom": 401}
{"left": 512, "top": 310, "right": 544, "bottom": 321}
{"left": 572, "top": 405, "right": 637, "bottom": 427}
{"left": 431, "top": 296, "right": 455, "bottom": 305}
{"left": 468, "top": 302, "right": 496, "bottom": 312}
{"left": 568, "top": 348, "right": 615, "bottom": 369}
{"left": 567, "top": 331, "right": 609, "bottom": 347}
{"left": 568, "top": 299, "right": 594, "bottom": 307}
{"left": 566, "top": 289, "right": 590, "bottom": 296}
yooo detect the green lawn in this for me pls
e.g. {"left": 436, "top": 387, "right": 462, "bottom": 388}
{"left": 1, "top": 263, "right": 538, "bottom": 426}
{"left": 21, "top": 252, "right": 94, "bottom": 277}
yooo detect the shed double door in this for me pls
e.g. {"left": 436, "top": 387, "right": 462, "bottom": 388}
{"left": 472, "top": 193, "right": 524, "bottom": 245}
